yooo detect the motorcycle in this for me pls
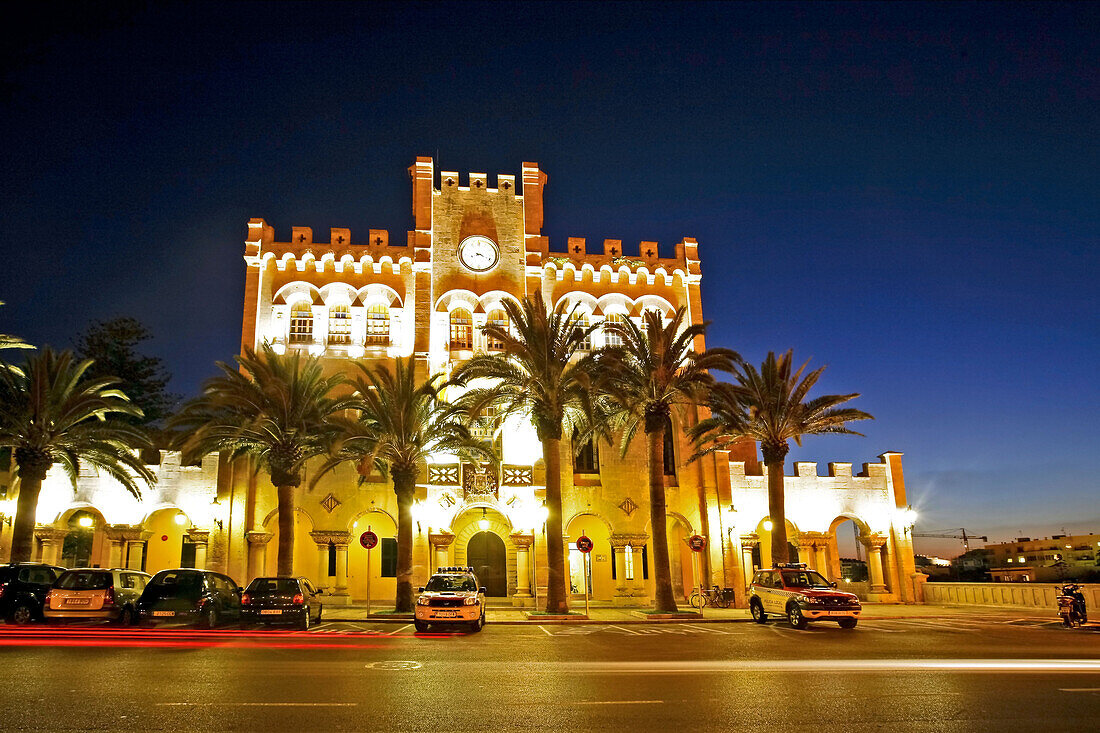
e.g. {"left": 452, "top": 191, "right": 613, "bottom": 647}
{"left": 1056, "top": 583, "right": 1087, "bottom": 627}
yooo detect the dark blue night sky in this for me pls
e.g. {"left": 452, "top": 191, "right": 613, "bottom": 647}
{"left": 2, "top": 2, "right": 1096, "bottom": 556}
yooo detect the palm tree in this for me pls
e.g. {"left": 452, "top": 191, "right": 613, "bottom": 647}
{"left": 313, "top": 357, "right": 493, "bottom": 612}
{"left": 690, "top": 350, "right": 873, "bottom": 565}
{"left": 450, "top": 293, "right": 600, "bottom": 614}
{"left": 598, "top": 308, "right": 737, "bottom": 612}
{"left": 0, "top": 348, "right": 155, "bottom": 563}
{"left": 169, "top": 344, "right": 356, "bottom": 576}
{"left": 0, "top": 301, "right": 33, "bottom": 360}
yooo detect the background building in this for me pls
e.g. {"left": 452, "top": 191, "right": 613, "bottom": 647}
{"left": 0, "top": 158, "right": 923, "bottom": 606}
{"left": 984, "top": 533, "right": 1100, "bottom": 582}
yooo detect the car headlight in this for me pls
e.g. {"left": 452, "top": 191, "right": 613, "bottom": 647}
{"left": 416, "top": 596, "right": 430, "bottom": 606}
{"left": 794, "top": 594, "right": 812, "bottom": 605}
{"left": 464, "top": 596, "right": 479, "bottom": 606}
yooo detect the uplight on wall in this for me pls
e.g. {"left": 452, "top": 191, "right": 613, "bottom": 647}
{"left": 174, "top": 512, "right": 189, "bottom": 526}
{"left": 77, "top": 515, "right": 94, "bottom": 528}
{"left": 762, "top": 519, "right": 774, "bottom": 532}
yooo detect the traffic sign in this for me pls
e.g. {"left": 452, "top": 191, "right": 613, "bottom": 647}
{"left": 687, "top": 534, "right": 707, "bottom": 552}
{"left": 576, "top": 535, "right": 594, "bottom": 554}
{"left": 360, "top": 530, "right": 379, "bottom": 550}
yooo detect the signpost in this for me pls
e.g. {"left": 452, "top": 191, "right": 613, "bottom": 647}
{"left": 576, "top": 534, "right": 593, "bottom": 617}
{"left": 360, "top": 529, "right": 378, "bottom": 618}
{"left": 687, "top": 535, "right": 706, "bottom": 609}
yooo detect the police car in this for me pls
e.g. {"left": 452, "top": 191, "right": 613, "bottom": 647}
{"left": 748, "top": 563, "right": 861, "bottom": 629}
{"left": 414, "top": 567, "right": 487, "bottom": 632}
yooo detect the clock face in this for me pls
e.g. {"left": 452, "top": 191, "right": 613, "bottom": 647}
{"left": 458, "top": 235, "right": 499, "bottom": 273}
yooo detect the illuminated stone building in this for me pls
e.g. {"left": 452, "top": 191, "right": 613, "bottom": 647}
{"left": 1, "top": 158, "right": 922, "bottom": 606}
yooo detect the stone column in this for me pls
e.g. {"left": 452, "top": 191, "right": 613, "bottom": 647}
{"left": 126, "top": 539, "right": 147, "bottom": 570}
{"left": 429, "top": 532, "right": 455, "bottom": 572}
{"left": 246, "top": 531, "right": 273, "bottom": 581}
{"left": 815, "top": 543, "right": 829, "bottom": 578}
{"left": 310, "top": 531, "right": 350, "bottom": 602}
{"left": 187, "top": 530, "right": 210, "bottom": 570}
{"left": 740, "top": 536, "right": 758, "bottom": 583}
{"left": 34, "top": 527, "right": 67, "bottom": 566}
{"left": 104, "top": 525, "right": 132, "bottom": 568}
{"left": 609, "top": 535, "right": 633, "bottom": 607}
{"left": 865, "top": 535, "right": 888, "bottom": 594}
{"left": 334, "top": 543, "right": 350, "bottom": 599}
{"left": 627, "top": 534, "right": 649, "bottom": 599}
{"left": 798, "top": 537, "right": 816, "bottom": 568}
{"left": 510, "top": 533, "right": 534, "bottom": 607}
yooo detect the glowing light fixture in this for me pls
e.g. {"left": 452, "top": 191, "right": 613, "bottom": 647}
{"left": 762, "top": 519, "right": 774, "bottom": 532}
{"left": 478, "top": 508, "right": 490, "bottom": 532}
{"left": 270, "top": 342, "right": 286, "bottom": 355}
{"left": 77, "top": 515, "right": 94, "bottom": 528}
{"left": 174, "top": 512, "right": 188, "bottom": 526}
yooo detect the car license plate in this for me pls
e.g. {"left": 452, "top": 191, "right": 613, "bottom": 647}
{"left": 260, "top": 609, "right": 282, "bottom": 615}
{"left": 152, "top": 611, "right": 176, "bottom": 617}
{"left": 65, "top": 598, "right": 91, "bottom": 606}
{"left": 434, "top": 610, "right": 458, "bottom": 618}
{"left": 827, "top": 611, "right": 849, "bottom": 616}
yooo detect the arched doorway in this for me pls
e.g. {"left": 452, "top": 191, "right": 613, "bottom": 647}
{"left": 467, "top": 531, "right": 507, "bottom": 596}
{"left": 60, "top": 509, "right": 107, "bottom": 569}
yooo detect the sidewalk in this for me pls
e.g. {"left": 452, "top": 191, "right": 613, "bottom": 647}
{"left": 324, "top": 602, "right": 1056, "bottom": 624}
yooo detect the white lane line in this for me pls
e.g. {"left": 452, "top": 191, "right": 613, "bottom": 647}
{"left": 517, "top": 659, "right": 1100, "bottom": 674}
{"left": 1060, "top": 688, "right": 1100, "bottom": 692}
{"left": 538, "top": 625, "right": 553, "bottom": 636}
{"left": 574, "top": 700, "right": 663, "bottom": 705}
{"left": 389, "top": 624, "right": 412, "bottom": 635}
{"left": 157, "top": 703, "right": 358, "bottom": 707}
{"left": 607, "top": 625, "right": 642, "bottom": 635}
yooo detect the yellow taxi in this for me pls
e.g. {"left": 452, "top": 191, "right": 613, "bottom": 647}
{"left": 414, "top": 567, "right": 486, "bottom": 632}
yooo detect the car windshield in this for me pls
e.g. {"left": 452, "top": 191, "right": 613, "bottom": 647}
{"left": 55, "top": 570, "right": 111, "bottom": 590}
{"left": 145, "top": 571, "right": 204, "bottom": 598}
{"left": 246, "top": 578, "right": 299, "bottom": 594}
{"left": 781, "top": 570, "right": 832, "bottom": 588}
{"left": 425, "top": 575, "right": 477, "bottom": 592}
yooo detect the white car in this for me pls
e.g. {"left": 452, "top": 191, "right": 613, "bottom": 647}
{"left": 414, "top": 567, "right": 486, "bottom": 632}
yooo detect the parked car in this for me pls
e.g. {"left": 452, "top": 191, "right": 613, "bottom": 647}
{"left": 135, "top": 569, "right": 242, "bottom": 628}
{"left": 45, "top": 568, "right": 150, "bottom": 625}
{"left": 748, "top": 563, "right": 862, "bottom": 629}
{"left": 414, "top": 566, "right": 487, "bottom": 632}
{"left": 0, "top": 563, "right": 66, "bottom": 625}
{"left": 240, "top": 576, "right": 324, "bottom": 630}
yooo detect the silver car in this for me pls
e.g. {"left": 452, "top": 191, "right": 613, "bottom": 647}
{"left": 45, "top": 568, "right": 151, "bottom": 625}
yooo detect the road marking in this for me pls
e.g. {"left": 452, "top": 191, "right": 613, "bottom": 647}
{"left": 158, "top": 703, "right": 358, "bottom": 707}
{"left": 574, "top": 700, "right": 663, "bottom": 705}
{"left": 389, "top": 624, "right": 411, "bottom": 635}
{"left": 1060, "top": 688, "right": 1100, "bottom": 692}
{"left": 366, "top": 660, "right": 422, "bottom": 670}
{"left": 607, "top": 625, "right": 642, "bottom": 635}
{"left": 512, "top": 659, "right": 1100, "bottom": 674}
{"left": 538, "top": 625, "right": 553, "bottom": 636}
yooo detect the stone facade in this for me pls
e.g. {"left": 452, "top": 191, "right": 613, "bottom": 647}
{"left": 0, "top": 157, "right": 922, "bottom": 606}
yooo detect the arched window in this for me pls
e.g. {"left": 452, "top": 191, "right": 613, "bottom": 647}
{"left": 365, "top": 304, "right": 389, "bottom": 345}
{"left": 450, "top": 308, "right": 473, "bottom": 349}
{"left": 328, "top": 305, "right": 351, "bottom": 345}
{"left": 662, "top": 415, "right": 676, "bottom": 477}
{"left": 603, "top": 312, "right": 625, "bottom": 347}
{"left": 572, "top": 428, "right": 599, "bottom": 474}
{"left": 486, "top": 309, "right": 508, "bottom": 351}
{"left": 289, "top": 302, "right": 313, "bottom": 344}
{"left": 571, "top": 312, "right": 592, "bottom": 351}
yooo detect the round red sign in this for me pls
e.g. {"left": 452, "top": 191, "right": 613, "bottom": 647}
{"left": 359, "top": 530, "right": 379, "bottom": 550}
{"left": 576, "top": 535, "right": 594, "bottom": 554}
{"left": 687, "top": 534, "right": 707, "bottom": 552}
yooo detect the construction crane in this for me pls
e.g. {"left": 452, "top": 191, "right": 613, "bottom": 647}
{"left": 911, "top": 528, "right": 988, "bottom": 553}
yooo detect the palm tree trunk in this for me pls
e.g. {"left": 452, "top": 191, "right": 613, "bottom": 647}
{"left": 542, "top": 437, "right": 569, "bottom": 614}
{"left": 393, "top": 469, "right": 416, "bottom": 613}
{"left": 276, "top": 483, "right": 296, "bottom": 576}
{"left": 767, "top": 460, "right": 789, "bottom": 565}
{"left": 9, "top": 474, "right": 43, "bottom": 564}
{"left": 648, "top": 426, "right": 679, "bottom": 613}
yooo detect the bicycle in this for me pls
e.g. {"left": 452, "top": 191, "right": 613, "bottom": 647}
{"left": 689, "top": 585, "right": 735, "bottom": 609}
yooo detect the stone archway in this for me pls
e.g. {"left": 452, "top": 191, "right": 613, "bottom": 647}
{"left": 467, "top": 531, "right": 507, "bottom": 596}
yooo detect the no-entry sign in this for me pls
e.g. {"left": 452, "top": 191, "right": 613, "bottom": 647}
{"left": 360, "top": 530, "right": 379, "bottom": 550}
{"left": 687, "top": 534, "right": 707, "bottom": 552}
{"left": 576, "top": 535, "right": 594, "bottom": 554}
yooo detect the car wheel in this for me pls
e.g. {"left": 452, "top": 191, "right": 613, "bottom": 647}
{"left": 470, "top": 612, "right": 485, "bottom": 633}
{"left": 118, "top": 606, "right": 135, "bottom": 627}
{"left": 204, "top": 607, "right": 218, "bottom": 629}
{"left": 414, "top": 621, "right": 429, "bottom": 632}
{"left": 838, "top": 617, "right": 858, "bottom": 629}
{"left": 315, "top": 605, "right": 322, "bottom": 622}
{"left": 8, "top": 603, "right": 34, "bottom": 625}
{"left": 750, "top": 601, "right": 767, "bottom": 624}
{"left": 787, "top": 604, "right": 808, "bottom": 630}
{"left": 300, "top": 609, "right": 311, "bottom": 631}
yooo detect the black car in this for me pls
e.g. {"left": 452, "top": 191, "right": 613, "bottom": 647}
{"left": 0, "top": 563, "right": 65, "bottom": 625}
{"left": 135, "top": 569, "right": 242, "bottom": 628}
{"left": 240, "top": 576, "right": 323, "bottom": 630}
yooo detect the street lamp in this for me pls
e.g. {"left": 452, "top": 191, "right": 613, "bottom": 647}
{"left": 478, "top": 508, "right": 490, "bottom": 532}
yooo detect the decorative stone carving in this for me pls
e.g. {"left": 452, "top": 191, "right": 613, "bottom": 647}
{"left": 320, "top": 493, "right": 342, "bottom": 514}
{"left": 246, "top": 531, "right": 273, "bottom": 546}
{"left": 429, "top": 532, "right": 456, "bottom": 548}
{"left": 310, "top": 530, "right": 351, "bottom": 547}
{"left": 502, "top": 466, "right": 533, "bottom": 486}
{"left": 462, "top": 462, "right": 498, "bottom": 499}
{"left": 34, "top": 527, "right": 69, "bottom": 543}
{"left": 509, "top": 532, "right": 534, "bottom": 549}
{"left": 102, "top": 525, "right": 145, "bottom": 543}
{"left": 617, "top": 497, "right": 639, "bottom": 517}
{"left": 186, "top": 529, "right": 211, "bottom": 545}
{"left": 428, "top": 465, "right": 460, "bottom": 485}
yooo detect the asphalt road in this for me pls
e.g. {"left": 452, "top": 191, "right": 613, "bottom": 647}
{"left": 0, "top": 615, "right": 1097, "bottom": 732}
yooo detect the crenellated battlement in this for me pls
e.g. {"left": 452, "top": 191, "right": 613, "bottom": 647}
{"left": 524, "top": 235, "right": 702, "bottom": 285}
{"left": 244, "top": 218, "right": 416, "bottom": 273}
{"left": 435, "top": 171, "right": 519, "bottom": 195}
